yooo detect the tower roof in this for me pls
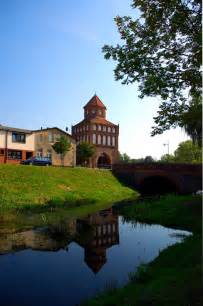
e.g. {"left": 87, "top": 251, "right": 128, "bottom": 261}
{"left": 84, "top": 95, "right": 106, "bottom": 109}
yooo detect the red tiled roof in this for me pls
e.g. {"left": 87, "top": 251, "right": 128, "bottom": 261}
{"left": 84, "top": 95, "right": 106, "bottom": 109}
{"left": 72, "top": 118, "right": 117, "bottom": 127}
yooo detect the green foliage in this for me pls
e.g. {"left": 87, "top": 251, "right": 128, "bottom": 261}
{"left": 160, "top": 140, "right": 202, "bottom": 163}
{"left": 102, "top": 0, "right": 202, "bottom": 141}
{"left": 118, "top": 152, "right": 131, "bottom": 163}
{"left": 52, "top": 136, "right": 71, "bottom": 166}
{"left": 144, "top": 155, "right": 155, "bottom": 163}
{"left": 76, "top": 142, "right": 96, "bottom": 166}
{"left": 174, "top": 140, "right": 202, "bottom": 163}
{"left": 160, "top": 154, "right": 175, "bottom": 162}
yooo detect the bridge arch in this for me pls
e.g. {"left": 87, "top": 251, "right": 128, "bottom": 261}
{"left": 139, "top": 175, "right": 179, "bottom": 195}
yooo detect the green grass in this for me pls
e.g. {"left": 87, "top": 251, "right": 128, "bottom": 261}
{"left": 0, "top": 164, "right": 138, "bottom": 210}
{"left": 83, "top": 195, "right": 202, "bottom": 306}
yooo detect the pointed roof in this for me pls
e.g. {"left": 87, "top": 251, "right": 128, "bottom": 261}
{"left": 84, "top": 95, "right": 106, "bottom": 109}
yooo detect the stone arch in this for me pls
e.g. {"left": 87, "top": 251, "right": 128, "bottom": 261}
{"left": 138, "top": 175, "right": 179, "bottom": 195}
{"left": 97, "top": 153, "right": 111, "bottom": 169}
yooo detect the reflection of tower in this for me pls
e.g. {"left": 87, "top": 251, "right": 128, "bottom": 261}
{"left": 75, "top": 208, "right": 119, "bottom": 273}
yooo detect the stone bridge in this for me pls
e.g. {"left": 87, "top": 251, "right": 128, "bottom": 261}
{"left": 112, "top": 163, "right": 202, "bottom": 194}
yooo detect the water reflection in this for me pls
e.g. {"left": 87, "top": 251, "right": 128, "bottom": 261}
{"left": 0, "top": 207, "right": 191, "bottom": 306}
{"left": 75, "top": 208, "right": 119, "bottom": 273}
{"left": 0, "top": 208, "right": 120, "bottom": 274}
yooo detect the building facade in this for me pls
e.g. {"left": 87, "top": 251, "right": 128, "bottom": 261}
{"left": 72, "top": 95, "right": 119, "bottom": 168}
{"left": 0, "top": 125, "right": 76, "bottom": 166}
{"left": 34, "top": 127, "right": 76, "bottom": 167}
{"left": 0, "top": 125, "right": 34, "bottom": 164}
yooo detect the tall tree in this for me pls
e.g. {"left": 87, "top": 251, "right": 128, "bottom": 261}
{"left": 174, "top": 140, "right": 202, "bottom": 163}
{"left": 119, "top": 152, "right": 131, "bottom": 163}
{"left": 52, "top": 136, "right": 71, "bottom": 166}
{"left": 76, "top": 142, "right": 96, "bottom": 166}
{"left": 102, "top": 0, "right": 202, "bottom": 143}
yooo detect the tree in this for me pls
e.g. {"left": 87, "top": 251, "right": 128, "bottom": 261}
{"left": 144, "top": 155, "right": 155, "bottom": 163}
{"left": 174, "top": 140, "right": 202, "bottom": 163}
{"left": 52, "top": 136, "right": 71, "bottom": 166}
{"left": 76, "top": 142, "right": 96, "bottom": 166}
{"left": 119, "top": 152, "right": 131, "bottom": 163}
{"left": 102, "top": 0, "right": 202, "bottom": 143}
{"left": 160, "top": 154, "right": 175, "bottom": 163}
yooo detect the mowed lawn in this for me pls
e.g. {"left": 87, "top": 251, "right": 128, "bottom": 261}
{"left": 0, "top": 164, "right": 138, "bottom": 209}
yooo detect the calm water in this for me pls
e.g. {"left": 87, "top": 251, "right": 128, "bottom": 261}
{"left": 0, "top": 207, "right": 191, "bottom": 306}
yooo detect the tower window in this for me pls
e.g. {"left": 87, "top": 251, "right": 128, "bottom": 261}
{"left": 98, "top": 135, "right": 101, "bottom": 144}
{"left": 102, "top": 135, "right": 106, "bottom": 145}
{"left": 93, "top": 134, "right": 96, "bottom": 144}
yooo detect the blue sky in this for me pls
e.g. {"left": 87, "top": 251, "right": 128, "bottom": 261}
{"left": 0, "top": 0, "right": 188, "bottom": 158}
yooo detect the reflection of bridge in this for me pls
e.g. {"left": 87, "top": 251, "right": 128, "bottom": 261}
{"left": 112, "top": 163, "right": 202, "bottom": 194}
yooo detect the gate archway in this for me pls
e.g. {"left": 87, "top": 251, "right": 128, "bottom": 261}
{"left": 97, "top": 153, "right": 111, "bottom": 169}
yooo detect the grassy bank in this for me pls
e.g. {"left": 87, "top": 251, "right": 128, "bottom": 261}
{"left": 84, "top": 195, "right": 202, "bottom": 306}
{"left": 0, "top": 164, "right": 138, "bottom": 210}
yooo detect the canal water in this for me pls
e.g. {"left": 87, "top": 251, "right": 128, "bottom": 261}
{"left": 0, "top": 207, "right": 191, "bottom": 306}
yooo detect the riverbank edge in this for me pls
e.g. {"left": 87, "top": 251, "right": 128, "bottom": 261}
{"left": 83, "top": 194, "right": 202, "bottom": 306}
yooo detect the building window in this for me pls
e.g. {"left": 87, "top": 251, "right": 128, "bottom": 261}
{"left": 98, "top": 110, "right": 102, "bottom": 115}
{"left": 102, "top": 135, "right": 106, "bottom": 145}
{"left": 108, "top": 127, "right": 111, "bottom": 133}
{"left": 98, "top": 125, "right": 102, "bottom": 131}
{"left": 92, "top": 109, "right": 96, "bottom": 114}
{"left": 0, "top": 149, "right": 4, "bottom": 155}
{"left": 12, "top": 132, "right": 26, "bottom": 143}
{"left": 48, "top": 132, "right": 54, "bottom": 143}
{"left": 112, "top": 127, "right": 115, "bottom": 133}
{"left": 39, "top": 134, "right": 43, "bottom": 142}
{"left": 93, "top": 124, "right": 96, "bottom": 131}
{"left": 112, "top": 136, "right": 115, "bottom": 146}
{"left": 103, "top": 125, "right": 106, "bottom": 132}
{"left": 98, "top": 134, "right": 101, "bottom": 145}
{"left": 36, "top": 149, "right": 43, "bottom": 157}
{"left": 47, "top": 150, "right": 52, "bottom": 160}
{"left": 107, "top": 136, "right": 111, "bottom": 146}
{"left": 8, "top": 150, "right": 22, "bottom": 160}
{"left": 86, "top": 125, "right": 89, "bottom": 131}
{"left": 93, "top": 134, "right": 96, "bottom": 144}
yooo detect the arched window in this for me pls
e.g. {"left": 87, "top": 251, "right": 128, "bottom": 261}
{"left": 112, "top": 127, "right": 115, "bottom": 133}
{"left": 108, "top": 127, "right": 111, "bottom": 132}
{"left": 112, "top": 136, "right": 115, "bottom": 146}
{"left": 98, "top": 134, "right": 101, "bottom": 144}
{"left": 102, "top": 135, "right": 106, "bottom": 145}
{"left": 93, "top": 124, "right": 96, "bottom": 131}
{"left": 98, "top": 125, "right": 102, "bottom": 131}
{"left": 107, "top": 136, "right": 111, "bottom": 146}
{"left": 103, "top": 126, "right": 106, "bottom": 132}
{"left": 93, "top": 134, "right": 96, "bottom": 144}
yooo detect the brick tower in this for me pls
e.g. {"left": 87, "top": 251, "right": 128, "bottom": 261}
{"left": 72, "top": 95, "right": 119, "bottom": 168}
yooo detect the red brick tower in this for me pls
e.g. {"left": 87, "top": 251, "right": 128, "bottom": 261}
{"left": 72, "top": 95, "right": 119, "bottom": 168}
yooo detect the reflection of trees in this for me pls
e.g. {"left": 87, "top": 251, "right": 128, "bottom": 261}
{"left": 0, "top": 208, "right": 120, "bottom": 274}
